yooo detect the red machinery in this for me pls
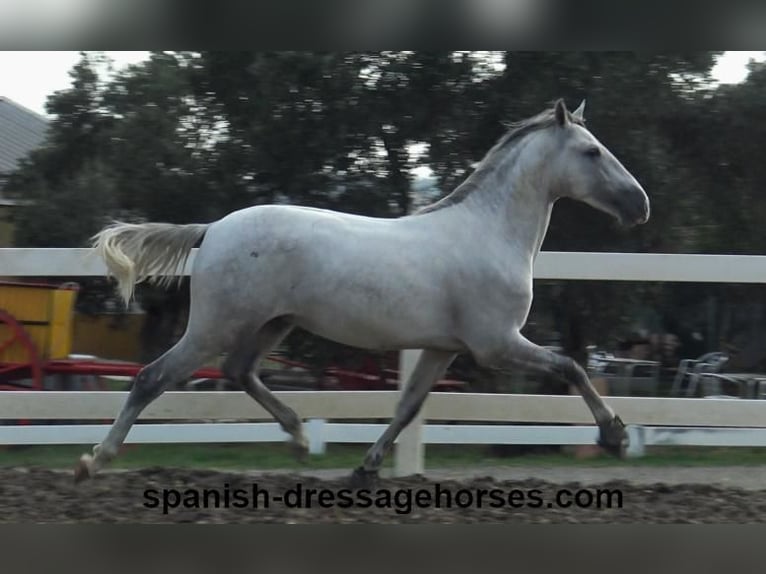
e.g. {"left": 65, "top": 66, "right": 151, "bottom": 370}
{"left": 0, "top": 281, "right": 466, "bottom": 393}
{"left": 0, "top": 281, "right": 225, "bottom": 391}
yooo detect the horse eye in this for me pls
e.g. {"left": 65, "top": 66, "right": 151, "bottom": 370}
{"left": 585, "top": 146, "right": 601, "bottom": 158}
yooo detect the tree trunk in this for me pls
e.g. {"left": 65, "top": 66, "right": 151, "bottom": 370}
{"left": 380, "top": 130, "right": 411, "bottom": 216}
{"left": 138, "top": 284, "right": 190, "bottom": 365}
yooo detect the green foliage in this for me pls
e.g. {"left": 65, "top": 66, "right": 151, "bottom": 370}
{"left": 9, "top": 159, "right": 116, "bottom": 247}
{"left": 2, "top": 443, "right": 764, "bottom": 471}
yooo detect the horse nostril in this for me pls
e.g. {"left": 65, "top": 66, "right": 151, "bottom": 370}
{"left": 622, "top": 187, "right": 649, "bottom": 225}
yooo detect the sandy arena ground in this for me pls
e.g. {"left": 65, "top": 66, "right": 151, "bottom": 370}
{"left": 1, "top": 465, "right": 764, "bottom": 522}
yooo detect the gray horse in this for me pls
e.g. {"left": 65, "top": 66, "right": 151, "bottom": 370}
{"left": 76, "top": 99, "right": 649, "bottom": 485}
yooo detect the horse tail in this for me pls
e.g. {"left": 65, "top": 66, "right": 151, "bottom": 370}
{"left": 91, "top": 221, "right": 210, "bottom": 306}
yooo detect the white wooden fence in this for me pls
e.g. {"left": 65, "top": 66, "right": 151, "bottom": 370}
{"left": 2, "top": 248, "right": 766, "bottom": 476}
{"left": 5, "top": 248, "right": 766, "bottom": 282}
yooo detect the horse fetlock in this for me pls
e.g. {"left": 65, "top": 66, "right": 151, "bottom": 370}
{"left": 362, "top": 445, "right": 388, "bottom": 472}
{"left": 93, "top": 443, "right": 117, "bottom": 462}
{"left": 74, "top": 443, "right": 118, "bottom": 484}
{"left": 597, "top": 415, "right": 629, "bottom": 459}
{"left": 290, "top": 431, "right": 309, "bottom": 462}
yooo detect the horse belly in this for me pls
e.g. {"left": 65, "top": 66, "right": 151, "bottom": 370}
{"left": 292, "top": 298, "right": 461, "bottom": 351}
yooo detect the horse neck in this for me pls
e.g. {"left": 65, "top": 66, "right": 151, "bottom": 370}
{"left": 456, "top": 151, "right": 555, "bottom": 263}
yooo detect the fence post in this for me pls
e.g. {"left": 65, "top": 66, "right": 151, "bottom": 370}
{"left": 305, "top": 418, "right": 326, "bottom": 455}
{"left": 625, "top": 425, "right": 646, "bottom": 458}
{"left": 394, "top": 349, "right": 424, "bottom": 476}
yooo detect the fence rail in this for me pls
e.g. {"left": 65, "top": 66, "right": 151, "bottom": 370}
{"left": 0, "top": 392, "right": 764, "bottom": 458}
{"left": 2, "top": 248, "right": 766, "bottom": 475}
{"left": 2, "top": 391, "right": 764, "bottom": 426}
{"left": 0, "top": 391, "right": 766, "bottom": 462}
{"left": 5, "top": 248, "right": 766, "bottom": 282}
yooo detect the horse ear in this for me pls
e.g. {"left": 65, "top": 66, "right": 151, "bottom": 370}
{"left": 572, "top": 99, "right": 586, "bottom": 121}
{"left": 554, "top": 99, "right": 569, "bottom": 126}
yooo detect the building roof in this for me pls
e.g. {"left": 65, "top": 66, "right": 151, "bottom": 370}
{"left": 0, "top": 96, "right": 49, "bottom": 175}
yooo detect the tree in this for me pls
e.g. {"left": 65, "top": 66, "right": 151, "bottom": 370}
{"left": 6, "top": 52, "right": 211, "bottom": 359}
{"left": 7, "top": 54, "right": 116, "bottom": 247}
{"left": 11, "top": 50, "right": 754, "bottom": 378}
{"left": 659, "top": 59, "right": 766, "bottom": 364}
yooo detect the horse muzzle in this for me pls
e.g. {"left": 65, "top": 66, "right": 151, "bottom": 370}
{"left": 618, "top": 187, "right": 650, "bottom": 227}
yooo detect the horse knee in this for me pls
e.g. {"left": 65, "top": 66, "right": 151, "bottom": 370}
{"left": 471, "top": 333, "right": 532, "bottom": 369}
{"left": 472, "top": 338, "right": 585, "bottom": 385}
{"left": 555, "top": 356, "right": 587, "bottom": 384}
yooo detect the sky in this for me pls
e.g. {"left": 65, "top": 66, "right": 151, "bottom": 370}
{"left": 2, "top": 51, "right": 149, "bottom": 116}
{"left": 1, "top": 51, "right": 765, "bottom": 118}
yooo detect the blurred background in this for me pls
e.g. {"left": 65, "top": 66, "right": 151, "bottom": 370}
{"left": 2, "top": 51, "right": 766, "bottom": 399}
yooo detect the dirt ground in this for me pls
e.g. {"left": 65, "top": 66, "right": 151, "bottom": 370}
{"left": 1, "top": 465, "right": 764, "bottom": 522}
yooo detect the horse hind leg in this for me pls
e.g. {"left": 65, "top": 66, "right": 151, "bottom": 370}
{"left": 74, "top": 332, "right": 216, "bottom": 483}
{"left": 221, "top": 317, "right": 308, "bottom": 460}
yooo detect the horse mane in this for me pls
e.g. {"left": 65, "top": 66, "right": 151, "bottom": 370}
{"left": 416, "top": 101, "right": 585, "bottom": 215}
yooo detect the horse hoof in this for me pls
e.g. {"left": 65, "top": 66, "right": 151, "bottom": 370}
{"left": 73, "top": 454, "right": 94, "bottom": 484}
{"left": 597, "top": 415, "right": 629, "bottom": 459}
{"left": 348, "top": 466, "right": 378, "bottom": 489}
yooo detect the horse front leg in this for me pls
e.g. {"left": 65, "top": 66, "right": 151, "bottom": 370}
{"left": 475, "top": 332, "right": 628, "bottom": 458}
{"left": 349, "top": 349, "right": 456, "bottom": 488}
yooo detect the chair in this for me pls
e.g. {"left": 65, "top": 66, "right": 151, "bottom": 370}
{"left": 698, "top": 372, "right": 766, "bottom": 399}
{"left": 588, "top": 351, "right": 661, "bottom": 396}
{"left": 670, "top": 352, "right": 729, "bottom": 397}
